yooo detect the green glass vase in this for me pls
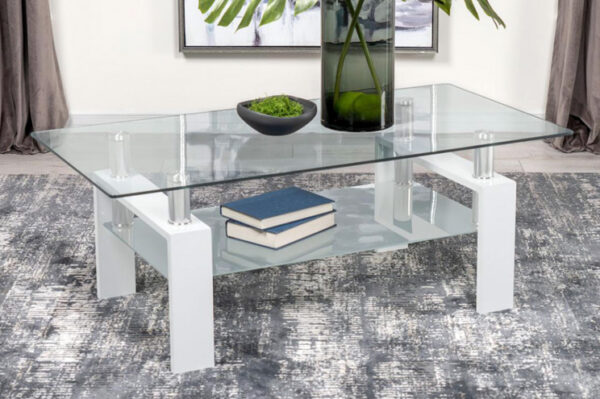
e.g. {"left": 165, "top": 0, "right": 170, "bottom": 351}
{"left": 321, "top": 0, "right": 395, "bottom": 132}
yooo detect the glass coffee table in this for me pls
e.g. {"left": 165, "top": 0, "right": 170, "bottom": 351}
{"left": 33, "top": 84, "right": 571, "bottom": 373}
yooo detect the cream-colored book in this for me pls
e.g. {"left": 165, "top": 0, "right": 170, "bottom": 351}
{"left": 226, "top": 212, "right": 335, "bottom": 249}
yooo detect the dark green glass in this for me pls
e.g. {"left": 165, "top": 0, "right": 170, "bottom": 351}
{"left": 321, "top": 0, "right": 395, "bottom": 132}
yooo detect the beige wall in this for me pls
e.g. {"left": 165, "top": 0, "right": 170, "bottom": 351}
{"left": 49, "top": 0, "right": 558, "bottom": 115}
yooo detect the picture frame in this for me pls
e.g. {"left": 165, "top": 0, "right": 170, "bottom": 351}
{"left": 179, "top": 0, "right": 439, "bottom": 54}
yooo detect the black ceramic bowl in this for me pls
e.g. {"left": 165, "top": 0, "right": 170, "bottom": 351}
{"left": 236, "top": 96, "right": 317, "bottom": 136}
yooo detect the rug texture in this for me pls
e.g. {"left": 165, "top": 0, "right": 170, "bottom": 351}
{"left": 0, "top": 173, "right": 599, "bottom": 398}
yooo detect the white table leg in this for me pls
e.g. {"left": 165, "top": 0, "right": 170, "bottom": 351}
{"left": 94, "top": 171, "right": 216, "bottom": 373}
{"left": 475, "top": 178, "right": 516, "bottom": 313}
{"left": 415, "top": 152, "right": 517, "bottom": 314}
{"left": 167, "top": 225, "right": 215, "bottom": 373}
{"left": 93, "top": 188, "right": 136, "bottom": 299}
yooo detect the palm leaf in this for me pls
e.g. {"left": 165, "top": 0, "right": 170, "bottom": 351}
{"left": 236, "top": 0, "right": 262, "bottom": 31}
{"left": 202, "top": 0, "right": 505, "bottom": 32}
{"left": 294, "top": 0, "right": 318, "bottom": 16}
{"left": 219, "top": 0, "right": 246, "bottom": 26}
{"left": 434, "top": 0, "right": 452, "bottom": 15}
{"left": 464, "top": 0, "right": 480, "bottom": 20}
{"left": 204, "top": 0, "right": 229, "bottom": 24}
{"left": 199, "top": 0, "right": 216, "bottom": 13}
{"left": 260, "top": 0, "right": 286, "bottom": 26}
{"left": 476, "top": 0, "right": 506, "bottom": 28}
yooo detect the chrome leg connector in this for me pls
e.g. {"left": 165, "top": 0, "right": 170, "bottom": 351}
{"left": 168, "top": 173, "right": 191, "bottom": 225}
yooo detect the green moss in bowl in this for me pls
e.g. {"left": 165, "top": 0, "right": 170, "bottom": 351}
{"left": 249, "top": 95, "right": 304, "bottom": 118}
{"left": 237, "top": 95, "right": 317, "bottom": 135}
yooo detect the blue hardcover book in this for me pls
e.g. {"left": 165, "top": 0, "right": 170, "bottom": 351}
{"left": 220, "top": 187, "right": 335, "bottom": 229}
{"left": 226, "top": 211, "right": 336, "bottom": 249}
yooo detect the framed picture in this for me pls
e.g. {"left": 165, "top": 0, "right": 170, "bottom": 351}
{"left": 179, "top": 0, "right": 438, "bottom": 53}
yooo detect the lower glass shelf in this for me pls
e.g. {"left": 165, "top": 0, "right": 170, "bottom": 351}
{"left": 105, "top": 182, "right": 476, "bottom": 277}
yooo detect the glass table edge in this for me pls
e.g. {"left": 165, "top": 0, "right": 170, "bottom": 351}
{"left": 33, "top": 130, "right": 572, "bottom": 199}
{"left": 30, "top": 83, "right": 565, "bottom": 135}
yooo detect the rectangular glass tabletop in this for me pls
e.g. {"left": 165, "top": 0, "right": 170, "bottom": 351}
{"left": 32, "top": 84, "right": 571, "bottom": 198}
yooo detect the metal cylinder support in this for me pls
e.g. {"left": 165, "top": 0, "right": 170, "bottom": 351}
{"left": 167, "top": 116, "right": 192, "bottom": 225}
{"left": 474, "top": 146, "right": 495, "bottom": 179}
{"left": 167, "top": 173, "right": 191, "bottom": 225}
{"left": 168, "top": 189, "right": 191, "bottom": 225}
{"left": 394, "top": 184, "right": 413, "bottom": 223}
{"left": 393, "top": 158, "right": 413, "bottom": 223}
{"left": 395, "top": 159, "right": 413, "bottom": 186}
{"left": 392, "top": 98, "right": 414, "bottom": 191}
{"left": 395, "top": 97, "right": 414, "bottom": 142}
{"left": 472, "top": 192, "right": 479, "bottom": 226}
{"left": 109, "top": 131, "right": 130, "bottom": 180}
{"left": 112, "top": 201, "right": 134, "bottom": 229}
{"left": 473, "top": 131, "right": 495, "bottom": 179}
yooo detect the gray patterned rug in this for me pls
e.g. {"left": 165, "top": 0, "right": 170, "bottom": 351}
{"left": 0, "top": 173, "right": 599, "bottom": 398}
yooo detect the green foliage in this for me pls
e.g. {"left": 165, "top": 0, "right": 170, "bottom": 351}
{"left": 204, "top": 0, "right": 229, "bottom": 24}
{"left": 249, "top": 96, "right": 304, "bottom": 117}
{"left": 236, "top": 0, "right": 261, "bottom": 31}
{"left": 198, "top": 0, "right": 505, "bottom": 30}
{"left": 219, "top": 0, "right": 246, "bottom": 26}
{"left": 259, "top": 0, "right": 286, "bottom": 26}
{"left": 464, "top": 0, "right": 480, "bottom": 20}
{"left": 198, "top": 0, "right": 216, "bottom": 13}
{"left": 431, "top": 0, "right": 506, "bottom": 27}
{"left": 294, "top": 0, "right": 319, "bottom": 16}
{"left": 474, "top": 0, "right": 506, "bottom": 28}
{"left": 433, "top": 0, "right": 452, "bottom": 15}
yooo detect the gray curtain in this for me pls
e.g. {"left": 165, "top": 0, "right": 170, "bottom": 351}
{"left": 546, "top": 0, "right": 600, "bottom": 153}
{"left": 0, "top": 0, "right": 68, "bottom": 154}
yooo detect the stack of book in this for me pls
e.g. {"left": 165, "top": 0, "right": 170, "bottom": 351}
{"left": 220, "top": 187, "right": 336, "bottom": 249}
